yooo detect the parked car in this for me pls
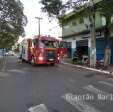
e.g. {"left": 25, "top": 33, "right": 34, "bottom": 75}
{"left": 5, "top": 51, "right": 15, "bottom": 56}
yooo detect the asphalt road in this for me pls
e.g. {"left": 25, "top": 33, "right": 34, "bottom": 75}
{"left": 0, "top": 56, "right": 113, "bottom": 112}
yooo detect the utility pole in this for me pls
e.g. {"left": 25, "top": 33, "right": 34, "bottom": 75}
{"left": 35, "top": 17, "right": 43, "bottom": 37}
{"left": 89, "top": 0, "right": 96, "bottom": 68}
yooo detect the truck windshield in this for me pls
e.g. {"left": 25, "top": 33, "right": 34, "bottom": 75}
{"left": 39, "top": 40, "right": 58, "bottom": 48}
{"left": 59, "top": 41, "right": 68, "bottom": 48}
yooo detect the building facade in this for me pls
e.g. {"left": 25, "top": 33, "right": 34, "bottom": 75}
{"left": 61, "top": 7, "right": 113, "bottom": 64}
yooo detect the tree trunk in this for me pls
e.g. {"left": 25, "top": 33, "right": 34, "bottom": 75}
{"left": 89, "top": 11, "right": 96, "bottom": 68}
{"left": 104, "top": 15, "right": 111, "bottom": 68}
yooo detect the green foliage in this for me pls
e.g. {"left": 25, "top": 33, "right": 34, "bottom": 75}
{"left": 40, "top": 0, "right": 113, "bottom": 28}
{"left": 0, "top": 0, "right": 27, "bottom": 48}
{"left": 40, "top": 0, "right": 63, "bottom": 18}
{"left": 39, "top": 0, "right": 91, "bottom": 24}
{"left": 97, "top": 0, "right": 113, "bottom": 15}
{"left": 96, "top": 0, "right": 113, "bottom": 28}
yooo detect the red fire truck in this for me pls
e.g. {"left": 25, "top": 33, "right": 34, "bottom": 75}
{"left": 19, "top": 36, "right": 60, "bottom": 65}
{"left": 57, "top": 41, "right": 68, "bottom": 58}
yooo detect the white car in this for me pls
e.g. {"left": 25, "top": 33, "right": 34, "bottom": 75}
{"left": 5, "top": 51, "right": 15, "bottom": 56}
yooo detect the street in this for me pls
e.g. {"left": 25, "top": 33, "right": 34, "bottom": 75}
{"left": 0, "top": 56, "right": 113, "bottom": 112}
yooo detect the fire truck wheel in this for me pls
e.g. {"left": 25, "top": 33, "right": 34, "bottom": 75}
{"left": 31, "top": 57, "right": 36, "bottom": 66}
{"left": 22, "top": 59, "right": 25, "bottom": 62}
{"left": 50, "top": 63, "right": 55, "bottom": 66}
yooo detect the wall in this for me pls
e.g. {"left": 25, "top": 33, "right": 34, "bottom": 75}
{"left": 96, "top": 38, "right": 105, "bottom": 61}
{"left": 62, "top": 12, "right": 104, "bottom": 38}
{"left": 110, "top": 38, "right": 113, "bottom": 64}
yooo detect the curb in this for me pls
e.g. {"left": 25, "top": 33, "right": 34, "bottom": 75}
{"left": 61, "top": 61, "right": 113, "bottom": 75}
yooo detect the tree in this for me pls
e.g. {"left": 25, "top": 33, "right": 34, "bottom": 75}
{"left": 96, "top": 0, "right": 113, "bottom": 68}
{"left": 40, "top": 0, "right": 63, "bottom": 19}
{"left": 0, "top": 0, "right": 27, "bottom": 48}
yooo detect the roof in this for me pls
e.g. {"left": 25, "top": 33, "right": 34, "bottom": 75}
{"left": 62, "top": 0, "right": 103, "bottom": 20}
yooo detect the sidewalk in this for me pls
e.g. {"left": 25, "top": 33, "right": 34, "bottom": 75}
{"left": 0, "top": 56, "right": 6, "bottom": 71}
{"left": 0, "top": 56, "right": 3, "bottom": 69}
{"left": 61, "top": 58, "right": 113, "bottom": 75}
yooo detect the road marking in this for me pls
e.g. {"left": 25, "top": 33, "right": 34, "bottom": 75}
{"left": 8, "top": 69, "right": 25, "bottom": 74}
{"left": 27, "top": 104, "right": 48, "bottom": 112}
{"left": 84, "top": 85, "right": 113, "bottom": 102}
{"left": 98, "top": 81, "right": 113, "bottom": 87}
{"left": 0, "top": 72, "right": 10, "bottom": 78}
{"left": 83, "top": 85, "right": 109, "bottom": 95}
{"left": 108, "top": 78, "right": 113, "bottom": 82}
{"left": 62, "top": 93, "right": 101, "bottom": 112}
{"left": 69, "top": 78, "right": 75, "bottom": 83}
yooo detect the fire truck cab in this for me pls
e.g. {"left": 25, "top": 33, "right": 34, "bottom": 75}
{"left": 57, "top": 41, "right": 68, "bottom": 58}
{"left": 20, "top": 36, "right": 60, "bottom": 65}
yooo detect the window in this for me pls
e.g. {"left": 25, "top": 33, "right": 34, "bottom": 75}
{"left": 33, "top": 39, "right": 39, "bottom": 47}
{"left": 72, "top": 21, "right": 77, "bottom": 26}
{"left": 102, "top": 16, "right": 106, "bottom": 26}
{"left": 39, "top": 40, "right": 58, "bottom": 48}
{"left": 63, "top": 25, "right": 69, "bottom": 29}
{"left": 111, "top": 17, "right": 113, "bottom": 23}
{"left": 79, "top": 17, "right": 83, "bottom": 24}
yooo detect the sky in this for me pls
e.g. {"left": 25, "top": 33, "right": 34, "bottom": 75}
{"left": 20, "top": 0, "right": 62, "bottom": 39}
